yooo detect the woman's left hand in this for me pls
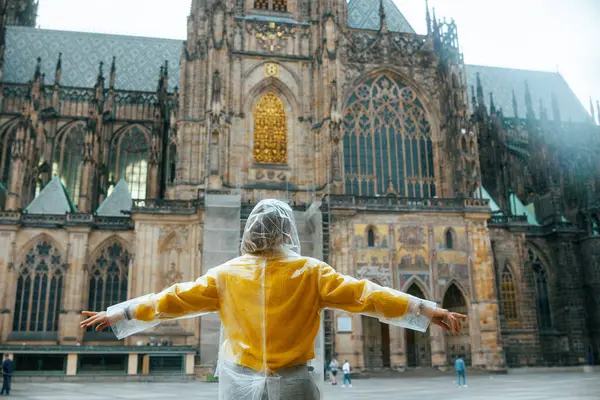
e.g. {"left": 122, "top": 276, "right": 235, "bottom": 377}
{"left": 80, "top": 311, "right": 111, "bottom": 331}
{"left": 431, "top": 308, "right": 467, "bottom": 335}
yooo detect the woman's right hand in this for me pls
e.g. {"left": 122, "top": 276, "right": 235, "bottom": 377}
{"left": 80, "top": 311, "right": 114, "bottom": 331}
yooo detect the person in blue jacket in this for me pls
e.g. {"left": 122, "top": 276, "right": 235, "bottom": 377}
{"left": 1, "top": 354, "right": 15, "bottom": 396}
{"left": 454, "top": 355, "right": 467, "bottom": 388}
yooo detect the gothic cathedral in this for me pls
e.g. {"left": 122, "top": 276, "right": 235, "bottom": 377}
{"left": 0, "top": 0, "right": 598, "bottom": 377}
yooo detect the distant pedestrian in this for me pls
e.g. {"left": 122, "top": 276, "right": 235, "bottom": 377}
{"left": 329, "top": 359, "right": 339, "bottom": 385}
{"left": 1, "top": 354, "right": 15, "bottom": 396}
{"left": 454, "top": 355, "right": 467, "bottom": 388}
{"left": 342, "top": 360, "right": 352, "bottom": 388}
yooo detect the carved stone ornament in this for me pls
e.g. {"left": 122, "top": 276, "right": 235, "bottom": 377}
{"left": 344, "top": 31, "right": 432, "bottom": 68}
{"left": 164, "top": 262, "right": 183, "bottom": 287}
{"left": 265, "top": 63, "right": 280, "bottom": 78}
{"left": 254, "top": 22, "right": 292, "bottom": 53}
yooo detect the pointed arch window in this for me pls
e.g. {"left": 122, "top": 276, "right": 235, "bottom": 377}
{"left": 13, "top": 241, "right": 65, "bottom": 332}
{"left": 87, "top": 241, "right": 130, "bottom": 332}
{"left": 501, "top": 264, "right": 519, "bottom": 321}
{"left": 110, "top": 126, "right": 149, "bottom": 200}
{"left": 254, "top": 0, "right": 287, "bottom": 12}
{"left": 253, "top": 93, "right": 287, "bottom": 165}
{"left": 445, "top": 228, "right": 455, "bottom": 249}
{"left": 367, "top": 228, "right": 375, "bottom": 247}
{"left": 529, "top": 249, "right": 552, "bottom": 330}
{"left": 53, "top": 123, "right": 85, "bottom": 202}
{"left": 343, "top": 75, "right": 435, "bottom": 197}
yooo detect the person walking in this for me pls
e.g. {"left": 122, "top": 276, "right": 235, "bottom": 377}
{"left": 455, "top": 355, "right": 467, "bottom": 388}
{"left": 1, "top": 354, "right": 15, "bottom": 396}
{"left": 328, "top": 359, "right": 339, "bottom": 385}
{"left": 341, "top": 360, "right": 352, "bottom": 388}
{"left": 81, "top": 199, "right": 465, "bottom": 400}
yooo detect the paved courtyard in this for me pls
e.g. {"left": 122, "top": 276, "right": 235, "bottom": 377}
{"left": 6, "top": 372, "right": 599, "bottom": 399}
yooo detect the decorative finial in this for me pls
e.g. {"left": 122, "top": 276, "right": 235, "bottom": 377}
{"left": 489, "top": 92, "right": 496, "bottom": 114}
{"left": 379, "top": 0, "right": 386, "bottom": 32}
{"left": 55, "top": 53, "right": 62, "bottom": 85}
{"left": 425, "top": 0, "right": 432, "bottom": 35}
{"left": 34, "top": 57, "right": 41, "bottom": 79}
{"left": 512, "top": 89, "right": 519, "bottom": 119}
{"left": 524, "top": 80, "right": 534, "bottom": 119}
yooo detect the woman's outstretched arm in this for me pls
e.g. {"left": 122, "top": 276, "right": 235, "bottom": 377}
{"left": 317, "top": 263, "right": 464, "bottom": 333}
{"left": 81, "top": 269, "right": 220, "bottom": 339}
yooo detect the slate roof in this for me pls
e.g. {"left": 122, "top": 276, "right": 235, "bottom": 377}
{"left": 2, "top": 27, "right": 588, "bottom": 124}
{"left": 96, "top": 179, "right": 132, "bottom": 217}
{"left": 466, "top": 65, "right": 590, "bottom": 123}
{"left": 24, "top": 177, "right": 77, "bottom": 214}
{"left": 3, "top": 26, "right": 182, "bottom": 92}
{"left": 347, "top": 0, "right": 416, "bottom": 33}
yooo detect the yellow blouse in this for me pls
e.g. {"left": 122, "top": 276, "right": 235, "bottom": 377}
{"left": 130, "top": 255, "right": 421, "bottom": 373}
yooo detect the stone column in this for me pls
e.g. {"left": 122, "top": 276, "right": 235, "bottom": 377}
{"left": 5, "top": 145, "right": 25, "bottom": 211}
{"left": 66, "top": 354, "right": 78, "bottom": 376}
{"left": 127, "top": 354, "right": 138, "bottom": 375}
{"left": 78, "top": 160, "right": 93, "bottom": 213}
{"left": 0, "top": 229, "right": 17, "bottom": 342}
{"left": 147, "top": 161, "right": 160, "bottom": 199}
{"left": 141, "top": 355, "right": 150, "bottom": 375}
{"left": 430, "top": 325, "right": 447, "bottom": 369}
{"left": 389, "top": 325, "right": 406, "bottom": 370}
{"left": 200, "top": 194, "right": 241, "bottom": 367}
{"left": 186, "top": 353, "right": 195, "bottom": 375}
{"left": 60, "top": 228, "right": 91, "bottom": 344}
{"left": 468, "top": 220, "right": 505, "bottom": 371}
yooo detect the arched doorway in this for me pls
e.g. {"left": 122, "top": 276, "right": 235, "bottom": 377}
{"left": 442, "top": 283, "right": 471, "bottom": 366}
{"left": 405, "top": 284, "right": 432, "bottom": 367}
{"left": 361, "top": 315, "right": 391, "bottom": 369}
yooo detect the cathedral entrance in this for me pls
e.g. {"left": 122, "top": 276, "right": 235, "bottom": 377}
{"left": 443, "top": 284, "right": 471, "bottom": 366}
{"left": 405, "top": 284, "right": 432, "bottom": 367}
{"left": 362, "top": 316, "right": 391, "bottom": 369}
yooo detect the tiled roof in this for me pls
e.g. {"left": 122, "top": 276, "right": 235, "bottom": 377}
{"left": 3, "top": 26, "right": 182, "bottom": 92}
{"left": 465, "top": 65, "right": 590, "bottom": 123}
{"left": 347, "top": 0, "right": 416, "bottom": 33}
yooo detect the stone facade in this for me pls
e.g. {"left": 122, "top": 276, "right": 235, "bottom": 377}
{"left": 0, "top": 0, "right": 598, "bottom": 378}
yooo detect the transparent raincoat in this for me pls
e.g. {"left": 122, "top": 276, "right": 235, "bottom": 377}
{"left": 106, "top": 199, "right": 438, "bottom": 399}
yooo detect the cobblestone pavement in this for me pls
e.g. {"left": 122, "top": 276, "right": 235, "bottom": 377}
{"left": 6, "top": 372, "right": 599, "bottom": 399}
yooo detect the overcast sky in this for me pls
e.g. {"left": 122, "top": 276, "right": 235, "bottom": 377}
{"left": 36, "top": 0, "right": 600, "bottom": 120}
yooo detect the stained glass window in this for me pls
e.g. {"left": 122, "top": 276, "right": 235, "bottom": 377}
{"left": 343, "top": 75, "right": 435, "bottom": 197}
{"left": 53, "top": 123, "right": 85, "bottom": 202}
{"left": 110, "top": 126, "right": 149, "bottom": 199}
{"left": 253, "top": 93, "right": 287, "bottom": 165}
{"left": 13, "top": 240, "right": 65, "bottom": 332}
{"left": 87, "top": 241, "right": 130, "bottom": 332}
{"left": 501, "top": 265, "right": 518, "bottom": 321}
{"left": 272, "top": 0, "right": 287, "bottom": 12}
{"left": 254, "top": 0, "right": 287, "bottom": 11}
{"left": 254, "top": 0, "right": 269, "bottom": 10}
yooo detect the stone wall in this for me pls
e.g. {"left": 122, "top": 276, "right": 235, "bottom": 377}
{"left": 489, "top": 227, "right": 542, "bottom": 367}
{"left": 328, "top": 210, "right": 505, "bottom": 372}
